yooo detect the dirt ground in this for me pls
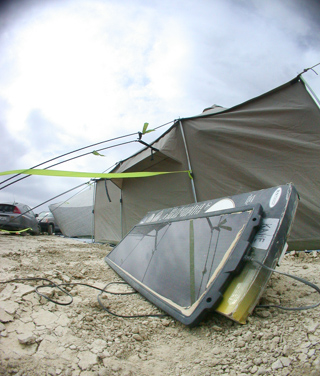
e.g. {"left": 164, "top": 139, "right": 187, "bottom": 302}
{"left": 0, "top": 233, "right": 319, "bottom": 376}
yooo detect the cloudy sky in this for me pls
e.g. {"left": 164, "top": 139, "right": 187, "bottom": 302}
{"left": 0, "top": 0, "right": 319, "bottom": 213}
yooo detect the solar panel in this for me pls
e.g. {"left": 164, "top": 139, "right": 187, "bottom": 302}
{"left": 106, "top": 204, "right": 262, "bottom": 326}
{"left": 105, "top": 184, "right": 299, "bottom": 326}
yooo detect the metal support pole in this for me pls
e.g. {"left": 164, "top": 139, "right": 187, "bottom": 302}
{"left": 300, "top": 76, "right": 320, "bottom": 109}
{"left": 92, "top": 183, "right": 96, "bottom": 243}
{"left": 179, "top": 120, "right": 198, "bottom": 203}
{"left": 120, "top": 190, "right": 124, "bottom": 238}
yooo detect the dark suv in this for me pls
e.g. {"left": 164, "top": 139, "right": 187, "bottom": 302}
{"left": 37, "top": 211, "right": 60, "bottom": 235}
{"left": 0, "top": 202, "right": 40, "bottom": 234}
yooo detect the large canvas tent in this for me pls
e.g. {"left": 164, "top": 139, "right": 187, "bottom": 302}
{"left": 94, "top": 75, "right": 320, "bottom": 250}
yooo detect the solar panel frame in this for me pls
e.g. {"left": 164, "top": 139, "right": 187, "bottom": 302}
{"left": 105, "top": 204, "right": 262, "bottom": 326}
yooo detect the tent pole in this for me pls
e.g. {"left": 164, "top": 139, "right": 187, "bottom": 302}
{"left": 179, "top": 120, "right": 198, "bottom": 203}
{"left": 120, "top": 190, "right": 124, "bottom": 238}
{"left": 300, "top": 76, "right": 320, "bottom": 109}
{"left": 92, "top": 183, "right": 96, "bottom": 243}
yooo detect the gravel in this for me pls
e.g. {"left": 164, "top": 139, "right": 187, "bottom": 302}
{"left": 0, "top": 233, "right": 319, "bottom": 376}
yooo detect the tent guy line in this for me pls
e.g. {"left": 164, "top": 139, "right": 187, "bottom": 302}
{"left": 0, "top": 121, "right": 174, "bottom": 191}
{"left": 0, "top": 132, "right": 138, "bottom": 186}
{"left": 0, "top": 140, "right": 137, "bottom": 191}
{"left": 301, "top": 62, "right": 320, "bottom": 76}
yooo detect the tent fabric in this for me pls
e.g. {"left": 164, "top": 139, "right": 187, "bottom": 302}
{"left": 94, "top": 77, "right": 320, "bottom": 250}
{"left": 94, "top": 180, "right": 121, "bottom": 243}
{"left": 50, "top": 185, "right": 95, "bottom": 238}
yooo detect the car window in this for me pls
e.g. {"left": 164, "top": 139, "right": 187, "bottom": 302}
{"left": 0, "top": 204, "right": 14, "bottom": 213}
{"left": 23, "top": 205, "right": 35, "bottom": 217}
{"left": 38, "top": 212, "right": 54, "bottom": 221}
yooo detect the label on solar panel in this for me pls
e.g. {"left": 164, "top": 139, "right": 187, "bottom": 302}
{"left": 251, "top": 218, "right": 280, "bottom": 250}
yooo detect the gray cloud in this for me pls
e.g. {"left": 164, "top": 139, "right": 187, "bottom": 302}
{"left": 0, "top": 0, "right": 319, "bottom": 212}
{"left": 24, "top": 109, "right": 62, "bottom": 150}
{"left": 0, "top": 99, "right": 27, "bottom": 170}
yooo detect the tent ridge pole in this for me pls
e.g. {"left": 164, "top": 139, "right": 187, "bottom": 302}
{"left": 300, "top": 76, "right": 320, "bottom": 110}
{"left": 179, "top": 120, "right": 198, "bottom": 203}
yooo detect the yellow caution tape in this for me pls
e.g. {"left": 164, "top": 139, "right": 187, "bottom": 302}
{"left": 92, "top": 151, "right": 105, "bottom": 156}
{"left": 0, "top": 168, "right": 192, "bottom": 179}
{"left": 142, "top": 122, "right": 154, "bottom": 134}
{"left": 0, "top": 228, "right": 32, "bottom": 234}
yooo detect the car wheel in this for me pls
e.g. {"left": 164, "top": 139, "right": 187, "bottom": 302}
{"left": 48, "top": 224, "right": 54, "bottom": 235}
{"left": 30, "top": 225, "right": 41, "bottom": 235}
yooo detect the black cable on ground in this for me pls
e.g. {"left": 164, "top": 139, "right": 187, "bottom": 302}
{"left": 1, "top": 257, "right": 319, "bottom": 319}
{"left": 245, "top": 257, "right": 320, "bottom": 311}
{"left": 0, "top": 277, "right": 73, "bottom": 305}
{"left": 0, "top": 278, "right": 167, "bottom": 319}
{"left": 97, "top": 282, "right": 167, "bottom": 318}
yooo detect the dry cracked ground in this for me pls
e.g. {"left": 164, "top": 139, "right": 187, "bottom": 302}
{"left": 0, "top": 233, "right": 319, "bottom": 376}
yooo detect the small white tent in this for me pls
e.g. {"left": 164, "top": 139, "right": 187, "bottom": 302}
{"left": 50, "top": 185, "right": 95, "bottom": 238}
